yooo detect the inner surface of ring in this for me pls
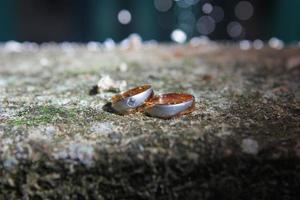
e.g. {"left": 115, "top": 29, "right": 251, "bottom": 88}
{"left": 111, "top": 85, "right": 151, "bottom": 103}
{"left": 146, "top": 93, "right": 194, "bottom": 105}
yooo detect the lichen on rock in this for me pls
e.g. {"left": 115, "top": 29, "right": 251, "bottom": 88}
{"left": 0, "top": 42, "right": 299, "bottom": 199}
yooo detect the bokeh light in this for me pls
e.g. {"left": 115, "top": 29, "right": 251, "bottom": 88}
{"left": 171, "top": 29, "right": 187, "bottom": 43}
{"left": 253, "top": 39, "right": 264, "bottom": 49}
{"left": 178, "top": 9, "right": 195, "bottom": 36}
{"left": 227, "top": 21, "right": 243, "bottom": 38}
{"left": 196, "top": 16, "right": 215, "bottom": 35}
{"left": 202, "top": 3, "right": 213, "bottom": 14}
{"left": 239, "top": 40, "right": 251, "bottom": 50}
{"left": 154, "top": 0, "right": 173, "bottom": 12}
{"left": 210, "top": 6, "right": 224, "bottom": 23}
{"left": 0, "top": 1, "right": 297, "bottom": 43}
{"left": 176, "top": 0, "right": 200, "bottom": 8}
{"left": 268, "top": 37, "right": 284, "bottom": 49}
{"left": 118, "top": 9, "right": 132, "bottom": 25}
{"left": 235, "top": 1, "right": 254, "bottom": 20}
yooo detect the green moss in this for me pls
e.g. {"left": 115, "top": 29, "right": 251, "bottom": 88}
{"left": 8, "top": 106, "right": 78, "bottom": 126}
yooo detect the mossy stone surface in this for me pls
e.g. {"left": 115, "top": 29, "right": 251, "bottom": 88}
{"left": 0, "top": 43, "right": 300, "bottom": 199}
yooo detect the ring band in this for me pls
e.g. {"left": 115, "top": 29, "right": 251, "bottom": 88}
{"left": 111, "top": 84, "right": 153, "bottom": 114}
{"left": 145, "top": 93, "right": 195, "bottom": 118}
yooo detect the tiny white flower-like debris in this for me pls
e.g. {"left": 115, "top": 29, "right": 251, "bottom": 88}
{"left": 119, "top": 62, "right": 128, "bottom": 72}
{"left": 97, "top": 75, "right": 127, "bottom": 92}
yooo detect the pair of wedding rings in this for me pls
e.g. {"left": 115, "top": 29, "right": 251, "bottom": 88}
{"left": 110, "top": 85, "right": 195, "bottom": 119}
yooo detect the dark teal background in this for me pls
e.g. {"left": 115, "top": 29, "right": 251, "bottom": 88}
{"left": 0, "top": 0, "right": 299, "bottom": 43}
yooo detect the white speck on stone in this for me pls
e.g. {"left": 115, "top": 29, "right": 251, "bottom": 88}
{"left": 189, "top": 36, "right": 210, "bottom": 46}
{"left": 3, "top": 157, "right": 18, "bottom": 170}
{"left": 241, "top": 138, "right": 259, "bottom": 155}
{"left": 263, "top": 90, "right": 278, "bottom": 101}
{"left": 87, "top": 41, "right": 101, "bottom": 51}
{"left": 35, "top": 95, "right": 53, "bottom": 104}
{"left": 0, "top": 79, "right": 7, "bottom": 87}
{"left": 119, "top": 62, "right": 128, "bottom": 72}
{"left": 69, "top": 143, "right": 95, "bottom": 167}
{"left": 44, "top": 126, "right": 57, "bottom": 137}
{"left": 60, "top": 42, "right": 74, "bottom": 52}
{"left": 103, "top": 38, "right": 116, "bottom": 50}
{"left": 239, "top": 40, "right": 251, "bottom": 50}
{"left": 268, "top": 37, "right": 284, "bottom": 49}
{"left": 90, "top": 122, "right": 114, "bottom": 136}
{"left": 79, "top": 100, "right": 89, "bottom": 107}
{"left": 51, "top": 98, "right": 71, "bottom": 106}
{"left": 253, "top": 39, "right": 264, "bottom": 49}
{"left": 216, "top": 123, "right": 232, "bottom": 137}
{"left": 26, "top": 86, "right": 35, "bottom": 92}
{"left": 120, "top": 33, "right": 142, "bottom": 50}
{"left": 97, "top": 75, "right": 127, "bottom": 92}
{"left": 27, "top": 131, "right": 48, "bottom": 141}
{"left": 40, "top": 58, "right": 50, "bottom": 66}
{"left": 4, "top": 41, "right": 22, "bottom": 52}
{"left": 27, "top": 125, "right": 58, "bottom": 140}
{"left": 144, "top": 40, "right": 158, "bottom": 46}
{"left": 52, "top": 149, "right": 69, "bottom": 160}
{"left": 128, "top": 33, "right": 142, "bottom": 49}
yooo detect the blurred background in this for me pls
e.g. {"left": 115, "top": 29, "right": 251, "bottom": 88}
{"left": 0, "top": 0, "right": 299, "bottom": 43}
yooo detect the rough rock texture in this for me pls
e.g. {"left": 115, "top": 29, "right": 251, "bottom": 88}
{"left": 0, "top": 41, "right": 299, "bottom": 199}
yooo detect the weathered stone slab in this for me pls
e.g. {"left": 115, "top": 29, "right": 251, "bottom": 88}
{"left": 0, "top": 42, "right": 299, "bottom": 199}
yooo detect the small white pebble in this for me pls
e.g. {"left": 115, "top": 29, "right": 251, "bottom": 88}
{"left": 241, "top": 138, "right": 259, "bottom": 155}
{"left": 90, "top": 122, "right": 114, "bottom": 136}
{"left": 120, "top": 33, "right": 143, "bottom": 50}
{"left": 128, "top": 33, "right": 142, "bottom": 49}
{"left": 239, "top": 40, "right": 251, "bottom": 50}
{"left": 119, "top": 62, "right": 128, "bottom": 72}
{"left": 40, "top": 58, "right": 50, "bottom": 66}
{"left": 268, "top": 37, "right": 284, "bottom": 49}
{"left": 44, "top": 126, "right": 57, "bottom": 137}
{"left": 97, "top": 75, "right": 127, "bottom": 92}
{"left": 69, "top": 143, "right": 95, "bottom": 167}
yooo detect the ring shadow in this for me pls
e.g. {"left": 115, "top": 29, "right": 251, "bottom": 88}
{"left": 102, "top": 102, "right": 119, "bottom": 115}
